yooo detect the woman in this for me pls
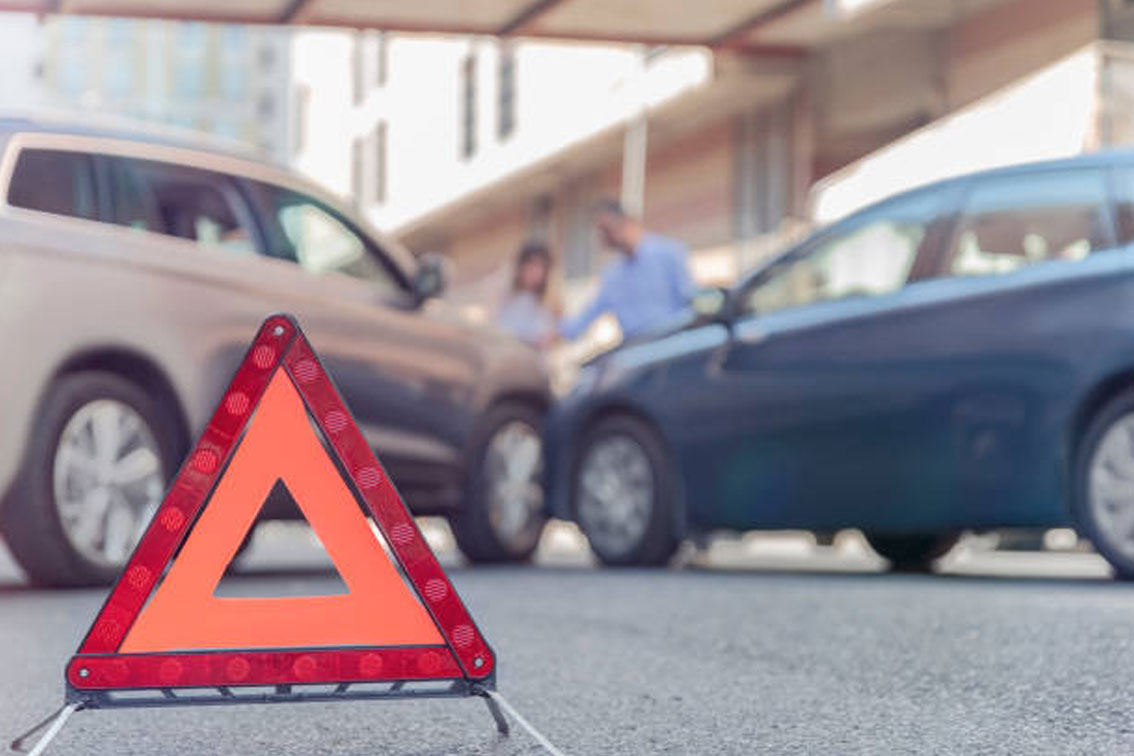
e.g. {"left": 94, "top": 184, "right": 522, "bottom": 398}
{"left": 496, "top": 240, "right": 557, "bottom": 349}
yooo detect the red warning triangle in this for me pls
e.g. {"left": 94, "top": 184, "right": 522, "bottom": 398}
{"left": 67, "top": 315, "right": 495, "bottom": 693}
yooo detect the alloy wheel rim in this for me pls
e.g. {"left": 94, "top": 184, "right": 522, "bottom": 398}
{"left": 1088, "top": 413, "right": 1134, "bottom": 561}
{"left": 52, "top": 399, "right": 165, "bottom": 568}
{"left": 577, "top": 434, "right": 654, "bottom": 558}
{"left": 483, "top": 420, "right": 545, "bottom": 552}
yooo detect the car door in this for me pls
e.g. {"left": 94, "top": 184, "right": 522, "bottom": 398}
{"left": 676, "top": 187, "right": 959, "bottom": 532}
{"left": 100, "top": 154, "right": 481, "bottom": 506}
{"left": 854, "top": 165, "right": 1123, "bottom": 529}
{"left": 237, "top": 179, "right": 484, "bottom": 503}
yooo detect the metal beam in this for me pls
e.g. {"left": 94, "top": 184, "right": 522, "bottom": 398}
{"left": 3, "top": 4, "right": 283, "bottom": 24}
{"left": 0, "top": 0, "right": 813, "bottom": 51}
{"left": 710, "top": 0, "right": 814, "bottom": 48}
{"left": 497, "top": 0, "right": 570, "bottom": 36}
{"left": 277, "top": 0, "right": 315, "bottom": 24}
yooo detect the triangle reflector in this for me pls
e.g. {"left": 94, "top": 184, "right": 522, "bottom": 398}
{"left": 121, "top": 370, "right": 441, "bottom": 652}
{"left": 67, "top": 314, "right": 495, "bottom": 694}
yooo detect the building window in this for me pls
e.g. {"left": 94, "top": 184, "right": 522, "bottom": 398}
{"left": 460, "top": 53, "right": 477, "bottom": 159}
{"left": 528, "top": 194, "right": 552, "bottom": 240}
{"left": 352, "top": 33, "right": 364, "bottom": 105}
{"left": 103, "top": 19, "right": 135, "bottom": 100}
{"left": 292, "top": 85, "right": 310, "bottom": 156}
{"left": 351, "top": 138, "right": 363, "bottom": 207}
{"left": 257, "top": 92, "right": 275, "bottom": 119}
{"left": 220, "top": 25, "right": 247, "bottom": 100}
{"left": 733, "top": 100, "right": 793, "bottom": 268}
{"left": 564, "top": 193, "right": 595, "bottom": 280}
{"left": 104, "top": 18, "right": 132, "bottom": 45}
{"left": 376, "top": 32, "right": 388, "bottom": 87}
{"left": 373, "top": 121, "right": 387, "bottom": 204}
{"left": 174, "top": 22, "right": 207, "bottom": 98}
{"left": 497, "top": 43, "right": 516, "bottom": 140}
{"left": 257, "top": 43, "right": 276, "bottom": 71}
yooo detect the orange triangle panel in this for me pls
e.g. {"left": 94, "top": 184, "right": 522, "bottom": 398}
{"left": 67, "top": 315, "right": 495, "bottom": 692}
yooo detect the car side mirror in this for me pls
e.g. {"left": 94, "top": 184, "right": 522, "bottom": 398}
{"left": 690, "top": 287, "right": 729, "bottom": 320}
{"left": 412, "top": 253, "right": 447, "bottom": 303}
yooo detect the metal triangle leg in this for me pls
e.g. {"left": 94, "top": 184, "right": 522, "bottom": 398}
{"left": 472, "top": 686, "right": 509, "bottom": 736}
{"left": 479, "top": 690, "right": 569, "bottom": 756}
{"left": 10, "top": 703, "right": 81, "bottom": 756}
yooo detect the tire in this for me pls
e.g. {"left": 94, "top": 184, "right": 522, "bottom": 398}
{"left": 865, "top": 533, "right": 958, "bottom": 573}
{"left": 1073, "top": 387, "right": 1134, "bottom": 579}
{"left": 451, "top": 401, "right": 547, "bottom": 564}
{"left": 573, "top": 414, "right": 679, "bottom": 567}
{"left": 0, "top": 372, "right": 180, "bottom": 587}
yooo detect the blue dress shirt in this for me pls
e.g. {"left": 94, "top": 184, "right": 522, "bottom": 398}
{"left": 561, "top": 233, "right": 695, "bottom": 340}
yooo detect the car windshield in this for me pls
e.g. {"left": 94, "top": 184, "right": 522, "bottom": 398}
{"left": 733, "top": 189, "right": 943, "bottom": 317}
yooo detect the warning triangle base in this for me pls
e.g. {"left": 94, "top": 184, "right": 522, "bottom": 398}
{"left": 66, "top": 672, "right": 486, "bottom": 709}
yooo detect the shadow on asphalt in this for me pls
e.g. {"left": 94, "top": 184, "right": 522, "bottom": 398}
{"left": 681, "top": 561, "right": 1124, "bottom": 590}
{"left": 0, "top": 558, "right": 1124, "bottom": 593}
{"left": 236, "top": 559, "right": 1125, "bottom": 592}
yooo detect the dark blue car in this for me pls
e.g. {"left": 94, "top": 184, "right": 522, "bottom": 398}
{"left": 545, "top": 152, "right": 1134, "bottom": 577}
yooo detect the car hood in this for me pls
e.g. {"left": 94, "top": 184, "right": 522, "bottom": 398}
{"left": 583, "top": 307, "right": 706, "bottom": 367}
{"left": 420, "top": 298, "right": 518, "bottom": 345}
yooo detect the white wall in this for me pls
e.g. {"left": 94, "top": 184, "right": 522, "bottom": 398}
{"left": 290, "top": 32, "right": 713, "bottom": 232}
{"left": 290, "top": 30, "right": 359, "bottom": 195}
{"left": 0, "top": 13, "right": 46, "bottom": 112}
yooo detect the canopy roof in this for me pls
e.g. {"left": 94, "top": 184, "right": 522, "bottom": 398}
{"left": 0, "top": 0, "right": 991, "bottom": 51}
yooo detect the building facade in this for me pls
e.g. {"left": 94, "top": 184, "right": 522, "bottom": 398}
{"left": 8, "top": 14, "right": 291, "bottom": 163}
{"left": 3, "top": 0, "right": 1134, "bottom": 354}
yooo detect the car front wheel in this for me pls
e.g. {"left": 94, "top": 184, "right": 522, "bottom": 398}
{"left": 0, "top": 372, "right": 177, "bottom": 587}
{"left": 451, "top": 402, "right": 547, "bottom": 563}
{"left": 574, "top": 415, "right": 678, "bottom": 567}
{"left": 1075, "top": 388, "right": 1134, "bottom": 579}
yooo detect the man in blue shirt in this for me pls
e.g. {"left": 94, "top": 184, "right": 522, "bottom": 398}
{"left": 560, "top": 199, "right": 695, "bottom": 341}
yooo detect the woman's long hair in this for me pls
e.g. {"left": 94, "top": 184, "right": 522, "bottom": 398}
{"left": 511, "top": 240, "right": 552, "bottom": 300}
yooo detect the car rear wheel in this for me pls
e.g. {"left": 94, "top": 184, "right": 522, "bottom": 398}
{"left": 0, "top": 372, "right": 178, "bottom": 587}
{"left": 574, "top": 415, "right": 678, "bottom": 567}
{"left": 451, "top": 402, "right": 547, "bottom": 563}
{"left": 1075, "top": 388, "right": 1134, "bottom": 579}
{"left": 865, "top": 533, "right": 958, "bottom": 573}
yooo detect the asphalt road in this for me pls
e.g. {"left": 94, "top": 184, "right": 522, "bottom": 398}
{"left": 1, "top": 524, "right": 1132, "bottom": 755}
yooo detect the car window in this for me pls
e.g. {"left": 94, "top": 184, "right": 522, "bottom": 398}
{"left": 246, "top": 181, "right": 404, "bottom": 296}
{"left": 741, "top": 192, "right": 938, "bottom": 316}
{"left": 945, "top": 169, "right": 1110, "bottom": 277}
{"left": 7, "top": 148, "right": 97, "bottom": 221}
{"left": 107, "top": 156, "right": 256, "bottom": 256}
{"left": 1109, "top": 166, "right": 1134, "bottom": 246}
{"left": 106, "top": 156, "right": 159, "bottom": 233}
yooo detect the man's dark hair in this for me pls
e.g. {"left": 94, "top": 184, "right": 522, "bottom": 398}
{"left": 593, "top": 197, "right": 628, "bottom": 218}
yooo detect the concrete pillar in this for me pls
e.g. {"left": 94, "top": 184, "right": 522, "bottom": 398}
{"left": 621, "top": 46, "right": 649, "bottom": 217}
{"left": 621, "top": 110, "right": 648, "bottom": 217}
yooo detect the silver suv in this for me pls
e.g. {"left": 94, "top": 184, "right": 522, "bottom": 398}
{"left": 0, "top": 120, "right": 550, "bottom": 586}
